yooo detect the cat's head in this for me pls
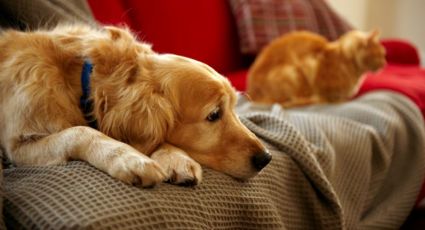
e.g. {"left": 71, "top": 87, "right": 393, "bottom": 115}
{"left": 339, "top": 29, "right": 386, "bottom": 72}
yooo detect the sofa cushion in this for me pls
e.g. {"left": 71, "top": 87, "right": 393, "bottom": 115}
{"left": 88, "top": 0, "right": 244, "bottom": 74}
{"left": 229, "top": 0, "right": 352, "bottom": 55}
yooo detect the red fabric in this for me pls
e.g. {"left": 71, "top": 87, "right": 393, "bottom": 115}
{"left": 87, "top": 1, "right": 134, "bottom": 28}
{"left": 88, "top": 0, "right": 243, "bottom": 74}
{"left": 381, "top": 40, "right": 421, "bottom": 66}
{"left": 358, "top": 65, "right": 425, "bottom": 116}
{"left": 226, "top": 69, "right": 249, "bottom": 91}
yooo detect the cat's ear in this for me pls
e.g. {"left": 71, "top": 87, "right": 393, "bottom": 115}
{"left": 367, "top": 29, "right": 381, "bottom": 43}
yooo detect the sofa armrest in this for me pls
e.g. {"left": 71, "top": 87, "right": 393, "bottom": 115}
{"left": 381, "top": 39, "right": 421, "bottom": 66}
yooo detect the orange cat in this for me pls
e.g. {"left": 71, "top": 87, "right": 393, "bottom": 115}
{"left": 247, "top": 30, "right": 386, "bottom": 107}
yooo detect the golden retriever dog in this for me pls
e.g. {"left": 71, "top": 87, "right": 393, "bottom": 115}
{"left": 0, "top": 25, "right": 271, "bottom": 187}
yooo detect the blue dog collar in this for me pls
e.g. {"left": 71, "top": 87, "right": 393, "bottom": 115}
{"left": 80, "top": 59, "right": 98, "bottom": 129}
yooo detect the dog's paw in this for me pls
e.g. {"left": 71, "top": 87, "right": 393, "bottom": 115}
{"left": 151, "top": 144, "right": 202, "bottom": 186}
{"left": 107, "top": 147, "right": 166, "bottom": 188}
{"left": 166, "top": 156, "right": 202, "bottom": 186}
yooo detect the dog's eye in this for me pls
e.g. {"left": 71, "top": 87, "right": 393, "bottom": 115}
{"left": 206, "top": 108, "right": 221, "bottom": 122}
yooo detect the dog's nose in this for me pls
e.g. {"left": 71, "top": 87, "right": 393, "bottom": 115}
{"left": 251, "top": 151, "right": 272, "bottom": 171}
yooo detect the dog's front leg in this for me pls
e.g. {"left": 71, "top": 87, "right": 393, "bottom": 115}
{"left": 10, "top": 126, "right": 166, "bottom": 187}
{"left": 151, "top": 143, "right": 202, "bottom": 186}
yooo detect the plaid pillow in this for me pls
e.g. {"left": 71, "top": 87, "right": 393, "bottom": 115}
{"left": 229, "top": 0, "right": 353, "bottom": 54}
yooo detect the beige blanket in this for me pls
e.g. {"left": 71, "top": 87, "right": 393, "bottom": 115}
{"left": 3, "top": 91, "right": 425, "bottom": 229}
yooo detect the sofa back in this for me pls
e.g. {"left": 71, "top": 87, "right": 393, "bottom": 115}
{"left": 88, "top": 0, "right": 244, "bottom": 74}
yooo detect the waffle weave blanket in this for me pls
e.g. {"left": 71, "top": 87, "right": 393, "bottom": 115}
{"left": 4, "top": 91, "right": 425, "bottom": 229}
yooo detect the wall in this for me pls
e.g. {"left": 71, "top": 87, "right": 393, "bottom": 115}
{"left": 327, "top": 0, "right": 425, "bottom": 66}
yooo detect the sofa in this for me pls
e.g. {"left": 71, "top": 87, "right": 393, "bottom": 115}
{"left": 3, "top": 0, "right": 425, "bottom": 229}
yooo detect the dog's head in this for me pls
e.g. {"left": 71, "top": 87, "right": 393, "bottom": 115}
{"left": 90, "top": 26, "right": 271, "bottom": 180}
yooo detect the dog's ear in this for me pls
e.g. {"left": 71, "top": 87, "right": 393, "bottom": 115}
{"left": 86, "top": 26, "right": 142, "bottom": 77}
{"left": 96, "top": 88, "right": 175, "bottom": 154}
{"left": 128, "top": 93, "right": 176, "bottom": 154}
{"left": 104, "top": 26, "right": 154, "bottom": 54}
{"left": 87, "top": 27, "right": 148, "bottom": 89}
{"left": 104, "top": 26, "right": 132, "bottom": 41}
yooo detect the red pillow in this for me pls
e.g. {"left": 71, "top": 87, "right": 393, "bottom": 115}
{"left": 89, "top": 0, "right": 244, "bottom": 74}
{"left": 229, "top": 0, "right": 352, "bottom": 54}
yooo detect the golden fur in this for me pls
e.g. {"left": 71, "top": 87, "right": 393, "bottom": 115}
{"left": 247, "top": 30, "right": 386, "bottom": 107}
{"left": 0, "top": 25, "right": 269, "bottom": 187}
